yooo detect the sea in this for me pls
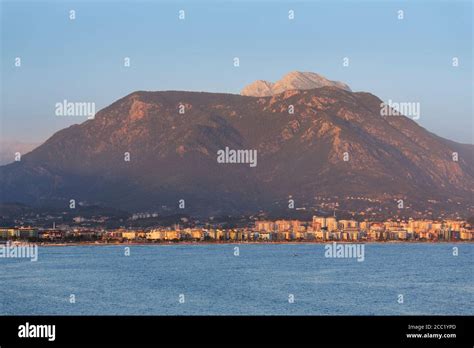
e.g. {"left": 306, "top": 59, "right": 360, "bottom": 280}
{"left": 0, "top": 243, "right": 472, "bottom": 315}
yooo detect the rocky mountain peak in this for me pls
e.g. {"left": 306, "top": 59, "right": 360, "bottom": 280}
{"left": 241, "top": 71, "right": 351, "bottom": 97}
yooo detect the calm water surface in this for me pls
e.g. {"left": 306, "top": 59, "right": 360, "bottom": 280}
{"left": 0, "top": 243, "right": 472, "bottom": 315}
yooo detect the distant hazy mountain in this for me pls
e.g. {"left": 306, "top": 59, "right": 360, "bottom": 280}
{"left": 0, "top": 73, "right": 472, "bottom": 215}
{"left": 241, "top": 71, "right": 351, "bottom": 97}
{"left": 0, "top": 141, "right": 39, "bottom": 165}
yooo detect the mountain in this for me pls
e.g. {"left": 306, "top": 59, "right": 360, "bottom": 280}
{"left": 241, "top": 71, "right": 351, "bottom": 97}
{"left": 0, "top": 76, "right": 473, "bottom": 217}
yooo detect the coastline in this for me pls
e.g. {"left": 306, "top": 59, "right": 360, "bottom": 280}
{"left": 33, "top": 240, "right": 474, "bottom": 247}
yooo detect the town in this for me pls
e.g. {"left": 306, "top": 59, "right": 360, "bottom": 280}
{"left": 0, "top": 215, "right": 472, "bottom": 244}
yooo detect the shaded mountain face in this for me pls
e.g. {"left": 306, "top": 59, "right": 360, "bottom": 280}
{"left": 0, "top": 86, "right": 473, "bottom": 216}
{"left": 241, "top": 71, "right": 351, "bottom": 97}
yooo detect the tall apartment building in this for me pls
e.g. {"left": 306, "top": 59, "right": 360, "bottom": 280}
{"left": 255, "top": 221, "right": 276, "bottom": 232}
{"left": 312, "top": 216, "right": 326, "bottom": 230}
{"left": 325, "top": 217, "right": 338, "bottom": 232}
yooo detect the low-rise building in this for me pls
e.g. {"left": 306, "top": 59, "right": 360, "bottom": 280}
{"left": 0, "top": 228, "right": 16, "bottom": 239}
{"left": 40, "top": 230, "right": 65, "bottom": 240}
{"left": 460, "top": 230, "right": 473, "bottom": 240}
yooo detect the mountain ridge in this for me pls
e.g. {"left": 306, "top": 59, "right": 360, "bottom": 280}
{"left": 0, "top": 83, "right": 472, "bottom": 217}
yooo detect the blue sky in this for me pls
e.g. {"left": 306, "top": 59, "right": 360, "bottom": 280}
{"left": 1, "top": 0, "right": 472, "bottom": 144}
